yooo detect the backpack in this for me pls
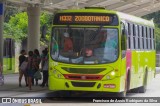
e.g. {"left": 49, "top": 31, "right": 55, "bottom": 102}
{"left": 20, "top": 61, "right": 28, "bottom": 72}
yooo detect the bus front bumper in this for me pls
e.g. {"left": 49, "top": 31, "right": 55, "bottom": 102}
{"left": 49, "top": 75, "right": 124, "bottom": 92}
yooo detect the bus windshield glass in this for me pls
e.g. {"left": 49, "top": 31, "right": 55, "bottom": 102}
{"left": 51, "top": 27, "right": 118, "bottom": 64}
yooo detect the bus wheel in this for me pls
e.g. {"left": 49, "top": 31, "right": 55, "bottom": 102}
{"left": 118, "top": 91, "right": 126, "bottom": 97}
{"left": 118, "top": 71, "right": 130, "bottom": 97}
{"left": 138, "top": 69, "right": 148, "bottom": 93}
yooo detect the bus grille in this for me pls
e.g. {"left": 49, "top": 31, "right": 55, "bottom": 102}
{"left": 64, "top": 74, "right": 104, "bottom": 80}
{"left": 71, "top": 82, "right": 96, "bottom": 87}
{"left": 62, "top": 68, "right": 105, "bottom": 74}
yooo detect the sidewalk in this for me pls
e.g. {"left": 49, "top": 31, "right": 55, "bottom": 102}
{"left": 156, "top": 67, "right": 160, "bottom": 74}
{"left": 0, "top": 74, "right": 51, "bottom": 97}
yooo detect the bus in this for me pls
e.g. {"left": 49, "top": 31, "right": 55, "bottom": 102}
{"left": 49, "top": 7, "right": 156, "bottom": 97}
{"left": 3, "top": 36, "right": 15, "bottom": 74}
{"left": 0, "top": 36, "right": 15, "bottom": 85}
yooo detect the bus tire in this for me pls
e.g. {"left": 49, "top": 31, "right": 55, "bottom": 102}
{"left": 138, "top": 69, "right": 148, "bottom": 93}
{"left": 126, "top": 70, "right": 131, "bottom": 91}
{"left": 118, "top": 91, "right": 126, "bottom": 97}
{"left": 118, "top": 70, "right": 130, "bottom": 97}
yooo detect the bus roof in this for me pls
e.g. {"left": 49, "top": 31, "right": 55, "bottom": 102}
{"left": 55, "top": 8, "right": 154, "bottom": 27}
{"left": 55, "top": 8, "right": 116, "bottom": 15}
{"left": 117, "top": 12, "right": 154, "bottom": 27}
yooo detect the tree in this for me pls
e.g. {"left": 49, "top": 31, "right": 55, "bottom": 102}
{"left": 4, "top": 12, "right": 52, "bottom": 43}
{"left": 155, "top": 24, "right": 160, "bottom": 51}
{"left": 143, "top": 12, "right": 160, "bottom": 51}
{"left": 9, "top": 12, "right": 28, "bottom": 37}
{"left": 143, "top": 11, "right": 160, "bottom": 27}
{"left": 4, "top": 7, "right": 19, "bottom": 22}
{"left": 4, "top": 23, "right": 26, "bottom": 42}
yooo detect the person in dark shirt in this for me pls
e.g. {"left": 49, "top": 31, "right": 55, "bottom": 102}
{"left": 40, "top": 49, "right": 48, "bottom": 87}
{"left": 19, "top": 50, "right": 27, "bottom": 87}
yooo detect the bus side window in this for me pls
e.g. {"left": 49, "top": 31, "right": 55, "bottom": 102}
{"left": 130, "top": 23, "right": 134, "bottom": 50}
{"left": 137, "top": 25, "right": 140, "bottom": 50}
{"left": 147, "top": 27, "right": 150, "bottom": 50}
{"left": 135, "top": 25, "right": 139, "bottom": 50}
{"left": 152, "top": 28, "right": 155, "bottom": 49}
{"left": 133, "top": 24, "right": 136, "bottom": 49}
{"left": 143, "top": 26, "right": 146, "bottom": 50}
{"left": 146, "top": 27, "right": 148, "bottom": 49}
{"left": 127, "top": 23, "right": 131, "bottom": 49}
{"left": 150, "top": 28, "right": 152, "bottom": 50}
{"left": 121, "top": 22, "right": 127, "bottom": 58}
{"left": 142, "top": 26, "right": 144, "bottom": 49}
{"left": 139, "top": 25, "right": 143, "bottom": 50}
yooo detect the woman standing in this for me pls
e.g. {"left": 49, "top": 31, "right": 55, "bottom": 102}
{"left": 19, "top": 50, "right": 27, "bottom": 87}
{"left": 32, "top": 49, "right": 41, "bottom": 86}
{"left": 27, "top": 51, "right": 34, "bottom": 90}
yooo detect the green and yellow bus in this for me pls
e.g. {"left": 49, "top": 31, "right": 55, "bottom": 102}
{"left": 49, "top": 7, "right": 156, "bottom": 97}
{"left": 0, "top": 36, "right": 15, "bottom": 85}
{"left": 3, "top": 36, "right": 15, "bottom": 74}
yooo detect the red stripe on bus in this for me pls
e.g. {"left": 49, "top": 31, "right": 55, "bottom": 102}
{"left": 126, "top": 50, "right": 132, "bottom": 70}
{"left": 64, "top": 74, "right": 104, "bottom": 80}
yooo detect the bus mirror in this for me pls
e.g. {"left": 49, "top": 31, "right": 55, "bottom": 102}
{"left": 121, "top": 21, "right": 127, "bottom": 36}
{"left": 121, "top": 34, "right": 126, "bottom": 50}
{"left": 121, "top": 34, "right": 126, "bottom": 58}
{"left": 122, "top": 29, "right": 127, "bottom": 36}
{"left": 122, "top": 29, "right": 125, "bottom": 35}
{"left": 41, "top": 25, "right": 47, "bottom": 39}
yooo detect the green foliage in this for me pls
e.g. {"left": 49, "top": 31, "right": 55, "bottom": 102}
{"left": 40, "top": 12, "right": 52, "bottom": 27}
{"left": 4, "top": 12, "right": 28, "bottom": 41}
{"left": 4, "top": 8, "right": 19, "bottom": 22}
{"left": 143, "top": 11, "right": 160, "bottom": 27}
{"left": 4, "top": 11, "right": 52, "bottom": 43}
{"left": 4, "top": 23, "right": 26, "bottom": 42}
{"left": 40, "top": 12, "right": 52, "bottom": 39}
{"left": 155, "top": 25, "right": 160, "bottom": 50}
{"left": 8, "top": 12, "right": 28, "bottom": 39}
{"left": 143, "top": 11, "right": 160, "bottom": 51}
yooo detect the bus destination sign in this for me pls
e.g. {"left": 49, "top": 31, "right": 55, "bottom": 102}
{"left": 53, "top": 13, "right": 118, "bottom": 25}
{"left": 59, "top": 15, "right": 110, "bottom": 23}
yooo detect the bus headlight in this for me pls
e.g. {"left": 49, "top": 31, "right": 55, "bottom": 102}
{"left": 53, "top": 69, "right": 64, "bottom": 79}
{"left": 103, "top": 70, "right": 119, "bottom": 80}
{"left": 111, "top": 71, "right": 115, "bottom": 76}
{"left": 107, "top": 71, "right": 116, "bottom": 80}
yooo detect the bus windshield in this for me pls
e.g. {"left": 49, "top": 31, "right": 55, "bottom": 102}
{"left": 51, "top": 27, "right": 118, "bottom": 64}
